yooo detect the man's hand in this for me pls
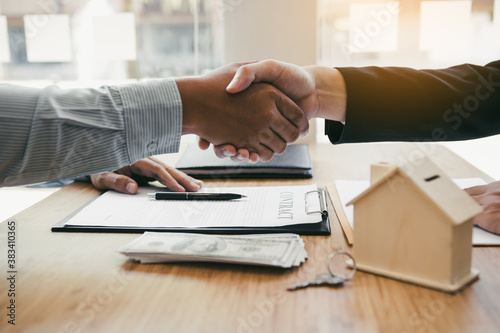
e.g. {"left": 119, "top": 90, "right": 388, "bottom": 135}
{"left": 197, "top": 137, "right": 260, "bottom": 163}
{"left": 464, "top": 181, "right": 500, "bottom": 235}
{"left": 90, "top": 157, "right": 203, "bottom": 194}
{"left": 227, "top": 60, "right": 319, "bottom": 118}
{"left": 177, "top": 62, "right": 309, "bottom": 162}
{"left": 201, "top": 59, "right": 347, "bottom": 162}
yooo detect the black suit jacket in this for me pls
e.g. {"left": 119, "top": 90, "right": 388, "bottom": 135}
{"left": 325, "top": 60, "right": 500, "bottom": 144}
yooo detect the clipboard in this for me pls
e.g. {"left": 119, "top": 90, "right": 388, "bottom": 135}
{"left": 52, "top": 186, "right": 331, "bottom": 236}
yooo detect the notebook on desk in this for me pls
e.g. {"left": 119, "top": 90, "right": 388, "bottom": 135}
{"left": 52, "top": 184, "right": 331, "bottom": 235}
{"left": 175, "top": 144, "right": 313, "bottom": 179}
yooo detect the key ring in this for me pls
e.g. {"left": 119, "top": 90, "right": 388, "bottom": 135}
{"left": 326, "top": 250, "right": 356, "bottom": 281}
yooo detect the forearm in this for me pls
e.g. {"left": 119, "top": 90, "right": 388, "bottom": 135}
{"left": 326, "top": 60, "right": 500, "bottom": 144}
{"left": 0, "top": 80, "right": 182, "bottom": 186}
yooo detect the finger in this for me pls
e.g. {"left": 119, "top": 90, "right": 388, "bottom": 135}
{"left": 252, "top": 144, "right": 275, "bottom": 162}
{"left": 271, "top": 92, "right": 309, "bottom": 140}
{"left": 226, "top": 60, "right": 285, "bottom": 94}
{"left": 162, "top": 167, "right": 204, "bottom": 192}
{"left": 226, "top": 66, "right": 256, "bottom": 93}
{"left": 90, "top": 172, "right": 138, "bottom": 194}
{"left": 234, "top": 126, "right": 279, "bottom": 161}
{"left": 474, "top": 210, "right": 500, "bottom": 235}
{"left": 231, "top": 150, "right": 260, "bottom": 163}
{"left": 213, "top": 146, "right": 257, "bottom": 162}
{"left": 126, "top": 158, "right": 185, "bottom": 191}
{"left": 248, "top": 152, "right": 260, "bottom": 163}
{"left": 213, "top": 145, "right": 238, "bottom": 159}
{"left": 257, "top": 128, "right": 287, "bottom": 155}
{"left": 149, "top": 157, "right": 204, "bottom": 190}
{"left": 198, "top": 137, "right": 211, "bottom": 150}
{"left": 464, "top": 185, "right": 487, "bottom": 196}
{"left": 236, "top": 149, "right": 249, "bottom": 160}
{"left": 144, "top": 157, "right": 202, "bottom": 192}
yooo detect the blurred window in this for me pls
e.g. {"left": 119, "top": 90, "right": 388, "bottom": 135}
{"left": 318, "top": 0, "right": 500, "bottom": 69}
{"left": 0, "top": 0, "right": 223, "bottom": 85}
{"left": 316, "top": 0, "right": 499, "bottom": 143}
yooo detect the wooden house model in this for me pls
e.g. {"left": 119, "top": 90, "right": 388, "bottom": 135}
{"left": 347, "top": 156, "right": 482, "bottom": 292}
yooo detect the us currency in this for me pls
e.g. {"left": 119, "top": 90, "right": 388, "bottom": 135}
{"left": 119, "top": 232, "right": 307, "bottom": 268}
{"left": 241, "top": 233, "right": 307, "bottom": 266}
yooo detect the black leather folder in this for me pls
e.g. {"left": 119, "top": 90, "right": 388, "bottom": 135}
{"left": 175, "top": 144, "right": 313, "bottom": 179}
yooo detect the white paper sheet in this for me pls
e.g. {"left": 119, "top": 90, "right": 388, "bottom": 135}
{"left": 334, "top": 178, "right": 500, "bottom": 246}
{"left": 64, "top": 184, "right": 323, "bottom": 228}
{"left": 0, "top": 187, "right": 59, "bottom": 222}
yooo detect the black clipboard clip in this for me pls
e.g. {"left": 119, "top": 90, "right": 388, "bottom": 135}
{"left": 305, "top": 189, "right": 328, "bottom": 217}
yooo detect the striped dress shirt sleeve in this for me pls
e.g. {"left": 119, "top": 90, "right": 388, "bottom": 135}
{"left": 0, "top": 79, "right": 183, "bottom": 187}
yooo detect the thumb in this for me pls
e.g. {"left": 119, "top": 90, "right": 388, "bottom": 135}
{"left": 226, "top": 60, "right": 285, "bottom": 94}
{"left": 226, "top": 66, "right": 256, "bottom": 93}
{"left": 197, "top": 137, "right": 211, "bottom": 150}
{"left": 90, "top": 172, "right": 138, "bottom": 194}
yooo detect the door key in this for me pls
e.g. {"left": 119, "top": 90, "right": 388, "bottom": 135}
{"left": 287, "top": 273, "right": 346, "bottom": 291}
{"left": 287, "top": 250, "right": 356, "bottom": 291}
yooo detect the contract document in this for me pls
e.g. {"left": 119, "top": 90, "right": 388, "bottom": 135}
{"left": 54, "top": 184, "right": 331, "bottom": 235}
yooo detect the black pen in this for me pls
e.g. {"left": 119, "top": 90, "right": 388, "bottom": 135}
{"left": 147, "top": 192, "right": 247, "bottom": 201}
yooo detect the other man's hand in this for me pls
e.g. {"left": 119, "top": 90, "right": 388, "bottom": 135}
{"left": 464, "top": 181, "right": 500, "bottom": 235}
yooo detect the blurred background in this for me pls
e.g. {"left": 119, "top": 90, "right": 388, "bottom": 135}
{"left": 0, "top": 0, "right": 499, "bottom": 138}
{"left": 0, "top": 0, "right": 499, "bottom": 218}
{"left": 1, "top": 0, "right": 498, "bottom": 78}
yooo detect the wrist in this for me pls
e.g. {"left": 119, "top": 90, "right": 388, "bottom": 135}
{"left": 175, "top": 76, "right": 203, "bottom": 135}
{"left": 307, "top": 66, "right": 347, "bottom": 122}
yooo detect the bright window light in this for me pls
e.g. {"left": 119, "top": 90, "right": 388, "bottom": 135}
{"left": 494, "top": 0, "right": 500, "bottom": 49}
{"left": 349, "top": 2, "right": 399, "bottom": 53}
{"left": 92, "top": 13, "right": 137, "bottom": 61}
{"left": 0, "top": 16, "right": 11, "bottom": 63}
{"left": 419, "top": 1, "right": 472, "bottom": 51}
{"left": 24, "top": 14, "right": 72, "bottom": 62}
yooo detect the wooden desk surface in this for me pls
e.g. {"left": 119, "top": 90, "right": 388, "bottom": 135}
{"left": 1, "top": 143, "right": 499, "bottom": 333}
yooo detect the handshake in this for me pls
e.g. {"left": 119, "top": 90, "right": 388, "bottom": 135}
{"left": 90, "top": 60, "right": 347, "bottom": 196}
{"left": 177, "top": 60, "right": 347, "bottom": 163}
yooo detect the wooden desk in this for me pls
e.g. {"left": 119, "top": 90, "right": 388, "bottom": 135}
{"left": 1, "top": 143, "right": 499, "bottom": 333}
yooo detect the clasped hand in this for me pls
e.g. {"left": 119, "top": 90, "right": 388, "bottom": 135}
{"left": 197, "top": 60, "right": 347, "bottom": 162}
{"left": 177, "top": 62, "right": 311, "bottom": 162}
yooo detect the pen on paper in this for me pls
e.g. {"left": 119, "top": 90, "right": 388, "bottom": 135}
{"left": 147, "top": 192, "right": 247, "bottom": 201}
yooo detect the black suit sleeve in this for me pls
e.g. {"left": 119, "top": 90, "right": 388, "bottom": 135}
{"left": 325, "top": 60, "right": 500, "bottom": 144}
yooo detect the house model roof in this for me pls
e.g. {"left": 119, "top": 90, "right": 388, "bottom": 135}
{"left": 346, "top": 156, "right": 483, "bottom": 225}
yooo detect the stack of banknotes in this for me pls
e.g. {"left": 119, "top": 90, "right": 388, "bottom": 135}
{"left": 119, "top": 232, "right": 307, "bottom": 268}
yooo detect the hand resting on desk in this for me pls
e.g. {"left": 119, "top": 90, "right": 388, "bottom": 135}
{"left": 90, "top": 157, "right": 203, "bottom": 194}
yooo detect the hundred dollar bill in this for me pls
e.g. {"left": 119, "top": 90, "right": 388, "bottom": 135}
{"left": 119, "top": 232, "right": 307, "bottom": 268}
{"left": 241, "top": 233, "right": 307, "bottom": 266}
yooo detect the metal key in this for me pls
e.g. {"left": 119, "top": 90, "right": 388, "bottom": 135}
{"left": 287, "top": 273, "right": 346, "bottom": 291}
